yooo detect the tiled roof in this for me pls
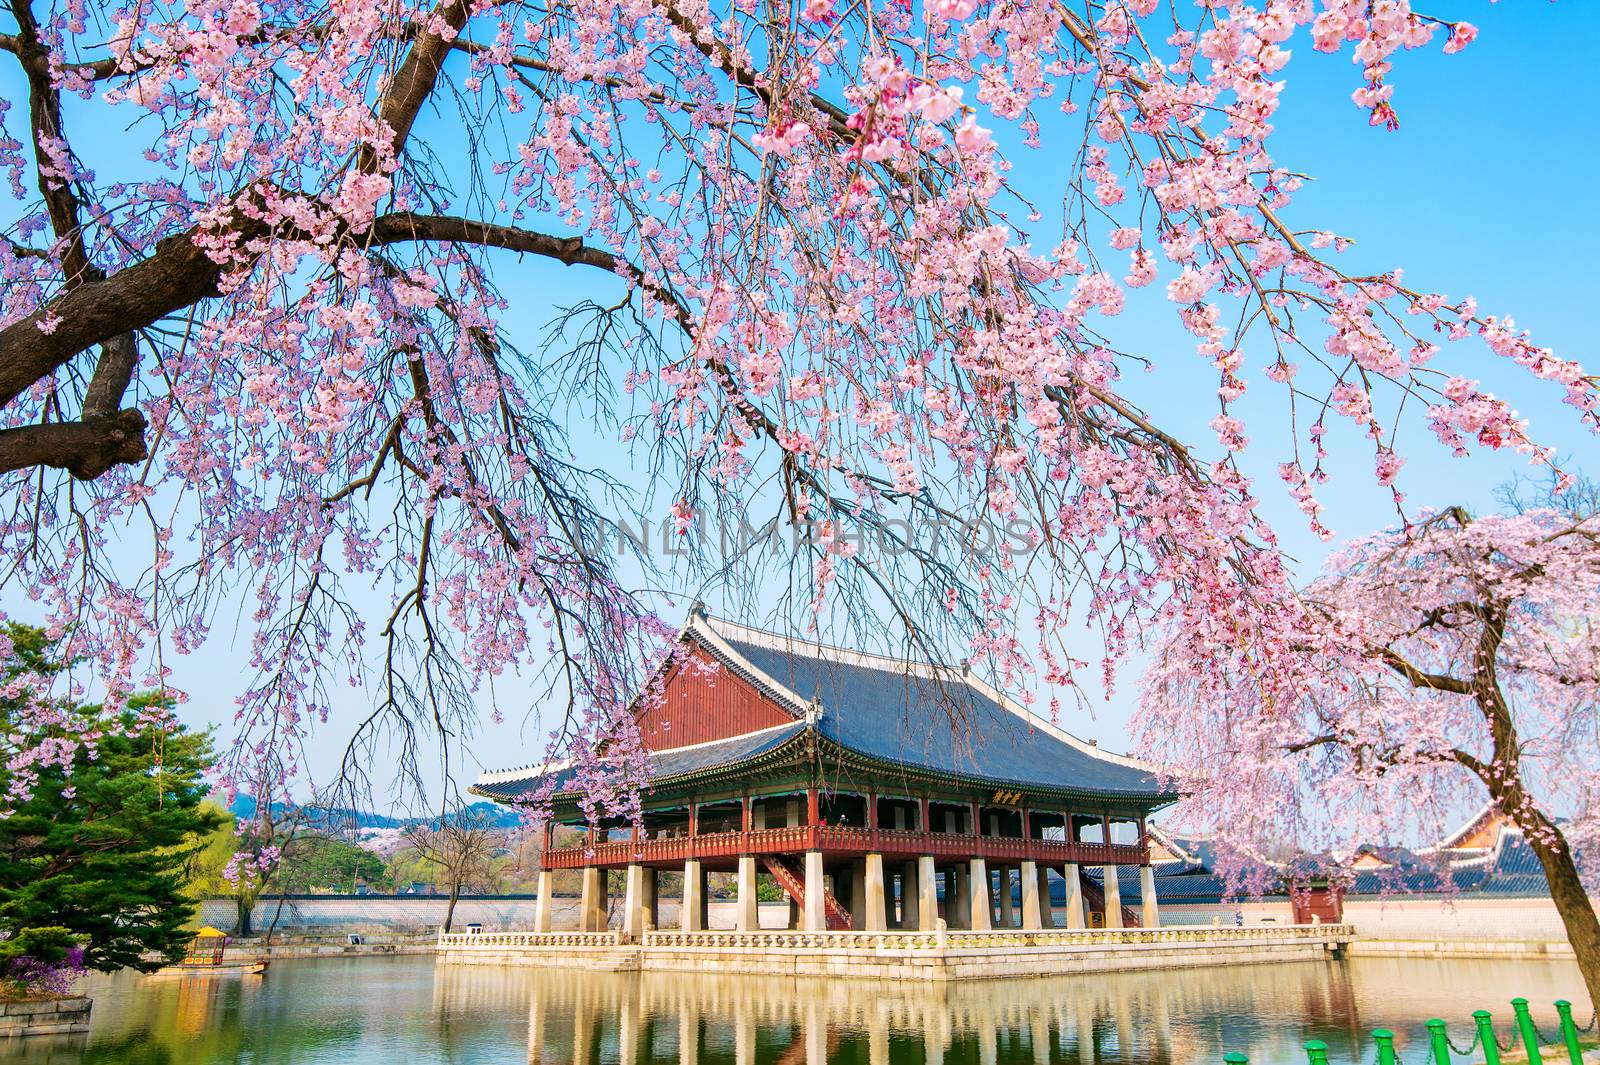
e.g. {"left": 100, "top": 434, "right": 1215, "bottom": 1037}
{"left": 475, "top": 612, "right": 1175, "bottom": 805}
{"left": 473, "top": 722, "right": 806, "bottom": 799}
{"left": 711, "top": 624, "right": 1171, "bottom": 801}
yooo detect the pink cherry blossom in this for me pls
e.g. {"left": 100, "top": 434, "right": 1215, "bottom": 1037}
{"left": 0, "top": 0, "right": 1587, "bottom": 895}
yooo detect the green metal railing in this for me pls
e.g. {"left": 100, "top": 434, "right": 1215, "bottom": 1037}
{"left": 1219, "top": 998, "right": 1598, "bottom": 1064}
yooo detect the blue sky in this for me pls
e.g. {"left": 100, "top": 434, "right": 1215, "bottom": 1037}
{"left": 3, "top": 1, "right": 1595, "bottom": 809}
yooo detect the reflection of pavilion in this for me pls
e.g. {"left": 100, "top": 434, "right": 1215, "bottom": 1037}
{"left": 476, "top": 610, "right": 1172, "bottom": 935}
{"left": 511, "top": 963, "right": 1361, "bottom": 1064}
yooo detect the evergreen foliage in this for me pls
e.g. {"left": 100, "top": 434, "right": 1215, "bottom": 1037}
{"left": 0, "top": 624, "right": 221, "bottom": 991}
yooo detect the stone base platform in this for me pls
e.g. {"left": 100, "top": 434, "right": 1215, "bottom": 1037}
{"left": 437, "top": 924, "right": 1352, "bottom": 981}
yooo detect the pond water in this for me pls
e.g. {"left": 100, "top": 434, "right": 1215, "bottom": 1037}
{"left": 12, "top": 954, "right": 1591, "bottom": 1065}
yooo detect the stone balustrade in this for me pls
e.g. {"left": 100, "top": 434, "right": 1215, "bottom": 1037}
{"left": 437, "top": 930, "right": 623, "bottom": 949}
{"left": 436, "top": 922, "right": 1353, "bottom": 980}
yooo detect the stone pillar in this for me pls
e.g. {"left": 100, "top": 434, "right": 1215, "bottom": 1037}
{"left": 949, "top": 865, "right": 970, "bottom": 929}
{"left": 968, "top": 857, "right": 992, "bottom": 930}
{"left": 1020, "top": 859, "right": 1042, "bottom": 930}
{"left": 902, "top": 861, "right": 921, "bottom": 929}
{"left": 533, "top": 868, "right": 554, "bottom": 932}
{"left": 864, "top": 853, "right": 887, "bottom": 932}
{"left": 624, "top": 863, "right": 649, "bottom": 937}
{"left": 681, "top": 858, "right": 705, "bottom": 932}
{"left": 1062, "top": 863, "right": 1085, "bottom": 929}
{"left": 788, "top": 896, "right": 802, "bottom": 929}
{"left": 998, "top": 866, "right": 1015, "bottom": 927}
{"left": 644, "top": 868, "right": 658, "bottom": 930}
{"left": 848, "top": 860, "right": 867, "bottom": 930}
{"left": 803, "top": 850, "right": 826, "bottom": 931}
{"left": 1140, "top": 865, "right": 1161, "bottom": 928}
{"left": 1036, "top": 865, "right": 1054, "bottom": 928}
{"left": 917, "top": 856, "right": 938, "bottom": 932}
{"left": 1102, "top": 864, "right": 1124, "bottom": 928}
{"left": 736, "top": 854, "right": 759, "bottom": 932}
{"left": 579, "top": 866, "right": 606, "bottom": 931}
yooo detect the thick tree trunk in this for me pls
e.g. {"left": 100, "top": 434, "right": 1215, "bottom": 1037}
{"left": 1462, "top": 612, "right": 1600, "bottom": 1009}
{"left": 236, "top": 894, "right": 253, "bottom": 938}
{"left": 1513, "top": 813, "right": 1600, "bottom": 1010}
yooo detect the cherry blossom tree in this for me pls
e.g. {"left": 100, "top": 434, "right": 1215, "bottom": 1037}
{"left": 1139, "top": 505, "right": 1600, "bottom": 1004}
{"left": 0, "top": 0, "right": 1594, "bottom": 831}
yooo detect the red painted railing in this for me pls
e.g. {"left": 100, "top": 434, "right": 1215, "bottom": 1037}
{"left": 540, "top": 826, "right": 1145, "bottom": 869}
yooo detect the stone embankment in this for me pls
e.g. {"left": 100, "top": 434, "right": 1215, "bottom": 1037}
{"left": 0, "top": 995, "right": 90, "bottom": 1037}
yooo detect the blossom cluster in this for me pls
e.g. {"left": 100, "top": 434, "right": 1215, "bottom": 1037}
{"left": 0, "top": 0, "right": 1591, "bottom": 831}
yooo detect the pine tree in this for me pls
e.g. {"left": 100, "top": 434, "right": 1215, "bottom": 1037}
{"left": 0, "top": 625, "right": 222, "bottom": 988}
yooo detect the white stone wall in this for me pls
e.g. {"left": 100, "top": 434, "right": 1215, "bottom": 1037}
{"left": 1155, "top": 901, "right": 1297, "bottom": 927}
{"left": 1341, "top": 897, "right": 1580, "bottom": 941}
{"left": 198, "top": 896, "right": 794, "bottom": 932}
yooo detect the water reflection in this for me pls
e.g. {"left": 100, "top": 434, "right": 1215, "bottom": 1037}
{"left": 16, "top": 955, "right": 1589, "bottom": 1065}
{"left": 443, "top": 955, "right": 1584, "bottom": 1065}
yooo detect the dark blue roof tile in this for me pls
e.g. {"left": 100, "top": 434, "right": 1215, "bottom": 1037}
{"left": 717, "top": 633, "right": 1170, "bottom": 800}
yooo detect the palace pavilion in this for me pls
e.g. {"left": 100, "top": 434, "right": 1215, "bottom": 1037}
{"left": 473, "top": 608, "right": 1178, "bottom": 935}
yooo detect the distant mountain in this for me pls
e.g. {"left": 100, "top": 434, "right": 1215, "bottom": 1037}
{"left": 225, "top": 796, "right": 522, "bottom": 832}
